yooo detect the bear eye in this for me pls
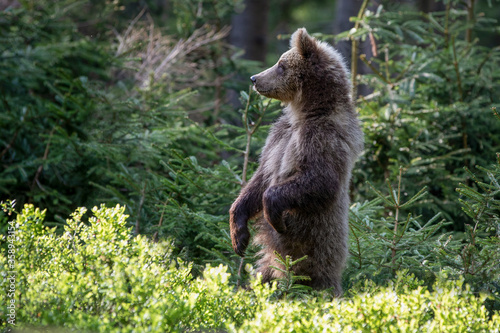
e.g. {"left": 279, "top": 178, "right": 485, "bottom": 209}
{"left": 277, "top": 62, "right": 285, "bottom": 74}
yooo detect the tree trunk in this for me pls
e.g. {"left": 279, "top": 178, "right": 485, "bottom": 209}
{"left": 227, "top": 0, "right": 270, "bottom": 111}
{"left": 229, "top": 0, "right": 269, "bottom": 62}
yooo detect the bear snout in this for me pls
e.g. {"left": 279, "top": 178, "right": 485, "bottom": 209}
{"left": 250, "top": 75, "right": 256, "bottom": 84}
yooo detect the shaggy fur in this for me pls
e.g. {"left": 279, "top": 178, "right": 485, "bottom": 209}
{"left": 229, "top": 28, "right": 363, "bottom": 295}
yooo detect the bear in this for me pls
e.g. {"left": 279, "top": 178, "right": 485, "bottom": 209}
{"left": 229, "top": 28, "right": 363, "bottom": 295}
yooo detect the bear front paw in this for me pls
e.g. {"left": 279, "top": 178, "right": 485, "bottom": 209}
{"left": 263, "top": 187, "right": 287, "bottom": 234}
{"left": 229, "top": 205, "right": 251, "bottom": 256}
{"left": 230, "top": 224, "right": 250, "bottom": 257}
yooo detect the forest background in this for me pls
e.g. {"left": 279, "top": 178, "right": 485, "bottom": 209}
{"left": 1, "top": 0, "right": 500, "bottom": 331}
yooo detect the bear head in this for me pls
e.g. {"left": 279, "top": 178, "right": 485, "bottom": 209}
{"left": 250, "top": 28, "right": 350, "bottom": 109}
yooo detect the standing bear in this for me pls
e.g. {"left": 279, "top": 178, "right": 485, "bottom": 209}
{"left": 229, "top": 28, "right": 363, "bottom": 295}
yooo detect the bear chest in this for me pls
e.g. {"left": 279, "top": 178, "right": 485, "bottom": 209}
{"left": 263, "top": 127, "right": 300, "bottom": 186}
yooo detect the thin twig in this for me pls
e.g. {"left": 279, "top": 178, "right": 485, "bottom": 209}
{"left": 493, "top": 107, "right": 500, "bottom": 120}
{"left": 135, "top": 183, "right": 147, "bottom": 235}
{"left": 368, "top": 31, "right": 378, "bottom": 57}
{"left": 394, "top": 60, "right": 414, "bottom": 82}
{"left": 465, "top": 0, "right": 475, "bottom": 44}
{"left": 360, "top": 54, "right": 390, "bottom": 84}
{"left": 477, "top": 46, "right": 500, "bottom": 75}
{"left": 444, "top": 1, "right": 451, "bottom": 47}
{"left": 241, "top": 88, "right": 271, "bottom": 185}
{"left": 384, "top": 47, "right": 390, "bottom": 84}
{"left": 451, "top": 36, "right": 464, "bottom": 102}
{"left": 451, "top": 36, "right": 469, "bottom": 169}
{"left": 351, "top": 38, "right": 359, "bottom": 98}
{"left": 349, "top": 222, "right": 363, "bottom": 268}
{"left": 115, "top": 7, "right": 147, "bottom": 55}
{"left": 153, "top": 198, "right": 170, "bottom": 242}
{"left": 237, "top": 256, "right": 245, "bottom": 287}
{"left": 0, "top": 128, "right": 19, "bottom": 160}
{"left": 31, "top": 126, "right": 56, "bottom": 191}
{"left": 250, "top": 99, "right": 271, "bottom": 136}
{"left": 154, "top": 26, "right": 231, "bottom": 82}
{"left": 391, "top": 167, "right": 403, "bottom": 270}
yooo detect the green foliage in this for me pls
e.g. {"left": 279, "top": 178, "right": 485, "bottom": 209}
{"left": 346, "top": 168, "right": 450, "bottom": 286}
{"left": 269, "top": 251, "right": 312, "bottom": 299}
{"left": 1, "top": 203, "right": 499, "bottom": 332}
{"left": 0, "top": 0, "right": 249, "bottom": 249}
{"left": 0, "top": 0, "right": 114, "bottom": 217}
{"left": 170, "top": 0, "right": 241, "bottom": 36}
{"left": 434, "top": 107, "right": 500, "bottom": 308}
{"left": 2, "top": 1, "right": 500, "bottom": 329}
{"left": 344, "top": 109, "right": 500, "bottom": 308}
{"left": 0, "top": 202, "right": 253, "bottom": 332}
{"left": 347, "top": 2, "right": 500, "bottom": 227}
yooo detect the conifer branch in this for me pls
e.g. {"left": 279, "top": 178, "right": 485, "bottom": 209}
{"left": 360, "top": 54, "right": 390, "bottom": 84}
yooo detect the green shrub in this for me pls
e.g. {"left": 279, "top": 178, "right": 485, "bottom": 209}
{"left": 345, "top": 2, "right": 500, "bottom": 227}
{"left": 0, "top": 0, "right": 116, "bottom": 218}
{"left": 342, "top": 108, "right": 500, "bottom": 306}
{"left": 345, "top": 168, "right": 451, "bottom": 287}
{"left": 2, "top": 2, "right": 499, "bottom": 331}
{"left": 0, "top": 0, "right": 248, "bottom": 252}
{"left": 1, "top": 203, "right": 499, "bottom": 332}
{"left": 438, "top": 108, "right": 500, "bottom": 310}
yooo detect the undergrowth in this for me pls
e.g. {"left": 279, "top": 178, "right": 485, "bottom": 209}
{"left": 0, "top": 203, "right": 499, "bottom": 332}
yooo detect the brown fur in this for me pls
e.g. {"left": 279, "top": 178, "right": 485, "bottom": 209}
{"left": 229, "top": 28, "right": 363, "bottom": 295}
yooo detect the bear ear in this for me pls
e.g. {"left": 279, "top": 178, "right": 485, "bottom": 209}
{"left": 291, "top": 27, "right": 317, "bottom": 59}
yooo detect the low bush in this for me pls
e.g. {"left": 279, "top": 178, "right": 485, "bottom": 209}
{"left": 1, "top": 202, "right": 499, "bottom": 332}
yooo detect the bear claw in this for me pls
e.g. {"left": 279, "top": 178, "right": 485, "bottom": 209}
{"left": 232, "top": 230, "right": 250, "bottom": 256}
